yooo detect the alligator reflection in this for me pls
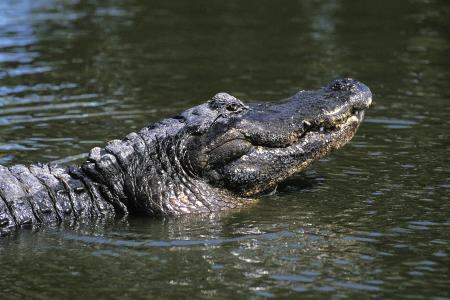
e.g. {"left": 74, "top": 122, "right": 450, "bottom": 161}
{"left": 1, "top": 193, "right": 378, "bottom": 295}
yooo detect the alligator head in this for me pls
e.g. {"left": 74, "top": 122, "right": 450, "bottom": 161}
{"left": 182, "top": 78, "right": 372, "bottom": 197}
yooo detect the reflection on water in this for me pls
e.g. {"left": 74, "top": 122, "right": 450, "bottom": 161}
{"left": 0, "top": 0, "right": 449, "bottom": 298}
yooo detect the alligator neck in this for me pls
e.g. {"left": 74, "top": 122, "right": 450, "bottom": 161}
{"left": 81, "top": 119, "right": 246, "bottom": 216}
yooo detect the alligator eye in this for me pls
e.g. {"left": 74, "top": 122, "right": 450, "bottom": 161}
{"left": 226, "top": 103, "right": 239, "bottom": 112}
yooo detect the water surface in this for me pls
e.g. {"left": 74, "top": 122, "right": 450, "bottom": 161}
{"left": 0, "top": 0, "right": 449, "bottom": 298}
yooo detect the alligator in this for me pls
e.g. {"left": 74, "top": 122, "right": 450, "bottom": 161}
{"left": 0, "top": 79, "right": 372, "bottom": 236}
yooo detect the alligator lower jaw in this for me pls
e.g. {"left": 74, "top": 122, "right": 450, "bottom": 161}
{"left": 313, "top": 109, "right": 365, "bottom": 135}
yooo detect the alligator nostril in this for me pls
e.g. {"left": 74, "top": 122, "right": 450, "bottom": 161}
{"left": 330, "top": 78, "right": 355, "bottom": 92}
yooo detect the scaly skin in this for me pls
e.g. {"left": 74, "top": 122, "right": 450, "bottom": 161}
{"left": 0, "top": 79, "right": 372, "bottom": 236}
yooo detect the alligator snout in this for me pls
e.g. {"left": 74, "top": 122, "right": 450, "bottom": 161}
{"left": 329, "top": 78, "right": 372, "bottom": 110}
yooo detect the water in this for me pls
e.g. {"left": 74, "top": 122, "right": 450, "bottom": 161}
{"left": 0, "top": 0, "right": 449, "bottom": 298}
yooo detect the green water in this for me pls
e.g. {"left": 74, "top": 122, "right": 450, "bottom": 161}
{"left": 0, "top": 0, "right": 449, "bottom": 298}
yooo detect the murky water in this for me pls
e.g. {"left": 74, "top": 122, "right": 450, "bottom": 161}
{"left": 0, "top": 0, "right": 449, "bottom": 298}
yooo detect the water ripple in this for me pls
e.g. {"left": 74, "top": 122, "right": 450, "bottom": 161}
{"left": 0, "top": 101, "right": 106, "bottom": 115}
{"left": 0, "top": 66, "right": 51, "bottom": 79}
{"left": 62, "top": 230, "right": 297, "bottom": 248}
{"left": 365, "top": 118, "right": 417, "bottom": 129}
{"left": 0, "top": 51, "right": 39, "bottom": 63}
{"left": 0, "top": 83, "right": 77, "bottom": 96}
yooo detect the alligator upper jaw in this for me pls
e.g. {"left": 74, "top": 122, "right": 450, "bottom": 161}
{"left": 243, "top": 107, "right": 366, "bottom": 151}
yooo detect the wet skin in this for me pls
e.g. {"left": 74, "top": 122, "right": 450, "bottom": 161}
{"left": 0, "top": 79, "right": 372, "bottom": 236}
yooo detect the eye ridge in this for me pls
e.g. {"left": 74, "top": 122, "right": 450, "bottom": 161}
{"left": 208, "top": 92, "right": 247, "bottom": 113}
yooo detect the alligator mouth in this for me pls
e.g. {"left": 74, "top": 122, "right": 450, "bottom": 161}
{"left": 205, "top": 108, "right": 366, "bottom": 166}
{"left": 298, "top": 109, "right": 365, "bottom": 141}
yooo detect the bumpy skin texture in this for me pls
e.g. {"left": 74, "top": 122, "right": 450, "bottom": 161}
{"left": 0, "top": 79, "right": 372, "bottom": 236}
